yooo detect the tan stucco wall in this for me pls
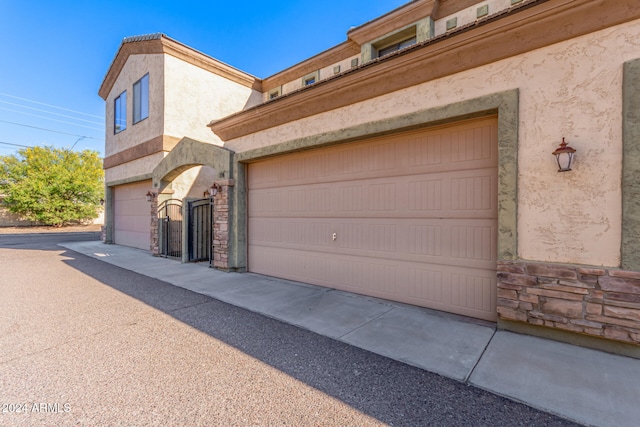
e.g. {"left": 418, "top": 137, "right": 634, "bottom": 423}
{"left": 279, "top": 54, "right": 360, "bottom": 97}
{"left": 105, "top": 52, "right": 260, "bottom": 185}
{"left": 282, "top": 75, "right": 304, "bottom": 95}
{"left": 170, "top": 165, "right": 217, "bottom": 200}
{"left": 105, "top": 152, "right": 166, "bottom": 184}
{"left": 318, "top": 54, "right": 361, "bottom": 82}
{"left": 163, "top": 55, "right": 262, "bottom": 144}
{"left": 105, "top": 54, "right": 165, "bottom": 157}
{"left": 225, "top": 19, "right": 640, "bottom": 268}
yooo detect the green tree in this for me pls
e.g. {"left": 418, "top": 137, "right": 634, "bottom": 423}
{"left": 0, "top": 146, "right": 104, "bottom": 227}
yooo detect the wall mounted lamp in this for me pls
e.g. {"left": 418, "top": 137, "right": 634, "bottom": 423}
{"left": 552, "top": 137, "right": 576, "bottom": 172}
{"left": 208, "top": 183, "right": 222, "bottom": 197}
{"left": 145, "top": 191, "right": 154, "bottom": 202}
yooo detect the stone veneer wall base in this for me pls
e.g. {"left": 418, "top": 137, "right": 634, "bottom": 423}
{"left": 497, "top": 260, "right": 640, "bottom": 358}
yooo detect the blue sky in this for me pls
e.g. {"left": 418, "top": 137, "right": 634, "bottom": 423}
{"left": 0, "top": 1, "right": 408, "bottom": 157}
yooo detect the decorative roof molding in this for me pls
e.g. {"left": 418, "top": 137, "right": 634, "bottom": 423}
{"left": 250, "top": 1, "right": 491, "bottom": 93}
{"left": 347, "top": 0, "right": 438, "bottom": 45}
{"left": 257, "top": 0, "right": 493, "bottom": 92}
{"left": 209, "top": 0, "right": 640, "bottom": 142}
{"left": 98, "top": 34, "right": 261, "bottom": 100}
{"left": 262, "top": 41, "right": 360, "bottom": 91}
{"left": 434, "top": 0, "right": 484, "bottom": 19}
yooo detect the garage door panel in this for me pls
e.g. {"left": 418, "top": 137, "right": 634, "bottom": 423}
{"left": 249, "top": 119, "right": 498, "bottom": 190}
{"left": 249, "top": 217, "right": 496, "bottom": 270}
{"left": 450, "top": 124, "right": 495, "bottom": 163}
{"left": 249, "top": 168, "right": 498, "bottom": 219}
{"left": 449, "top": 270, "right": 495, "bottom": 313}
{"left": 248, "top": 245, "right": 497, "bottom": 321}
{"left": 250, "top": 190, "right": 285, "bottom": 214}
{"left": 248, "top": 118, "right": 498, "bottom": 320}
{"left": 249, "top": 151, "right": 498, "bottom": 191}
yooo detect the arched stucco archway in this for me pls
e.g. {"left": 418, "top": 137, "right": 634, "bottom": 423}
{"left": 148, "top": 137, "right": 235, "bottom": 261}
{"left": 152, "top": 137, "right": 233, "bottom": 193}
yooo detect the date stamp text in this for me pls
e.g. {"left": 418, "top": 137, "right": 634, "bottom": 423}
{"left": 2, "top": 402, "right": 71, "bottom": 414}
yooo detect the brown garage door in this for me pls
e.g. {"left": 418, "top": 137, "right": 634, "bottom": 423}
{"left": 113, "top": 180, "right": 152, "bottom": 250}
{"left": 247, "top": 117, "right": 498, "bottom": 321}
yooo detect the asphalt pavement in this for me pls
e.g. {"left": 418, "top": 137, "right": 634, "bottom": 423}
{"left": 1, "top": 232, "right": 638, "bottom": 425}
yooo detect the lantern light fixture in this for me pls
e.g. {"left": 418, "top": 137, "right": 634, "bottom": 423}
{"left": 208, "top": 183, "right": 221, "bottom": 197}
{"left": 145, "top": 191, "right": 154, "bottom": 202}
{"left": 552, "top": 137, "right": 576, "bottom": 172}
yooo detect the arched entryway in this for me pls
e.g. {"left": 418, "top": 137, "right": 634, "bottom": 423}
{"left": 149, "top": 137, "right": 233, "bottom": 263}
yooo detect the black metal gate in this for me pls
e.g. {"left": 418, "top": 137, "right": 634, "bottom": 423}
{"left": 188, "top": 198, "right": 213, "bottom": 263}
{"left": 158, "top": 199, "right": 183, "bottom": 259}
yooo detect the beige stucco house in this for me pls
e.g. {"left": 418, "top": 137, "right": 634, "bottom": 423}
{"left": 98, "top": 34, "right": 261, "bottom": 249}
{"left": 99, "top": 0, "right": 640, "bottom": 356}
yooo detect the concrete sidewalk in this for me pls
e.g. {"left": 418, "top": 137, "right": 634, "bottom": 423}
{"left": 61, "top": 241, "right": 640, "bottom": 427}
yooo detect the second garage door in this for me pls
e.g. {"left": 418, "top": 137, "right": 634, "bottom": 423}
{"left": 113, "top": 180, "right": 152, "bottom": 250}
{"left": 247, "top": 117, "right": 498, "bottom": 321}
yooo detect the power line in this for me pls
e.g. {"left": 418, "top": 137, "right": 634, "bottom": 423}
{"left": 0, "top": 141, "right": 33, "bottom": 148}
{"left": 0, "top": 119, "right": 103, "bottom": 141}
{"left": 0, "top": 100, "right": 103, "bottom": 126}
{"left": 0, "top": 106, "right": 103, "bottom": 132}
{"left": 0, "top": 92, "right": 103, "bottom": 119}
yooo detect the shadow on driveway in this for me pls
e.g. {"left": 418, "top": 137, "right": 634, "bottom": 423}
{"left": 47, "top": 244, "right": 581, "bottom": 427}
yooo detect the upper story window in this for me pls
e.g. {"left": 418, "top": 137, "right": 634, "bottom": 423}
{"left": 133, "top": 74, "right": 149, "bottom": 124}
{"left": 302, "top": 71, "right": 320, "bottom": 87}
{"left": 359, "top": 18, "right": 433, "bottom": 63}
{"left": 377, "top": 36, "right": 417, "bottom": 57}
{"left": 114, "top": 91, "right": 127, "bottom": 133}
{"left": 268, "top": 87, "right": 281, "bottom": 100}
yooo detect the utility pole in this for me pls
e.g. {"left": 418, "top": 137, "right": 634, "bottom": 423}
{"left": 70, "top": 136, "right": 86, "bottom": 150}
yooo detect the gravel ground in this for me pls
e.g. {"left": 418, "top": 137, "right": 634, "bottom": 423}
{"left": 0, "top": 224, "right": 102, "bottom": 234}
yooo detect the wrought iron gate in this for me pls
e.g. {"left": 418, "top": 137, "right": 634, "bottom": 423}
{"left": 158, "top": 199, "right": 183, "bottom": 259}
{"left": 188, "top": 198, "right": 213, "bottom": 263}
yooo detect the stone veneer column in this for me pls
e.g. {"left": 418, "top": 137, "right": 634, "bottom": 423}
{"left": 212, "top": 179, "right": 234, "bottom": 270}
{"left": 149, "top": 192, "right": 159, "bottom": 255}
{"left": 497, "top": 261, "right": 640, "bottom": 347}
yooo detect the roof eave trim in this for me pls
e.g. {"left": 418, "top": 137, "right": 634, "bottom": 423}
{"left": 98, "top": 34, "right": 262, "bottom": 100}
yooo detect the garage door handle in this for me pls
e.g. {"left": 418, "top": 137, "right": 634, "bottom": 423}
{"left": 332, "top": 233, "right": 337, "bottom": 241}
